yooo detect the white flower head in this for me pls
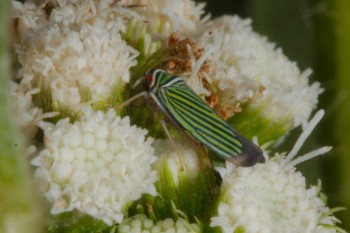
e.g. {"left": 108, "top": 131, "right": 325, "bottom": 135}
{"left": 119, "top": 0, "right": 207, "bottom": 36}
{"left": 118, "top": 214, "right": 201, "bottom": 233}
{"left": 199, "top": 16, "right": 322, "bottom": 129}
{"left": 12, "top": 0, "right": 139, "bottom": 112}
{"left": 116, "top": 0, "right": 208, "bottom": 73}
{"left": 32, "top": 107, "right": 158, "bottom": 225}
{"left": 210, "top": 110, "right": 341, "bottom": 233}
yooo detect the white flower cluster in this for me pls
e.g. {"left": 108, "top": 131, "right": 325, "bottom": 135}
{"left": 212, "top": 160, "right": 336, "bottom": 233}
{"left": 199, "top": 16, "right": 322, "bottom": 128}
{"left": 118, "top": 214, "right": 201, "bottom": 233}
{"left": 12, "top": 0, "right": 138, "bottom": 112}
{"left": 32, "top": 108, "right": 158, "bottom": 225}
{"left": 119, "top": 0, "right": 207, "bottom": 36}
{"left": 210, "top": 110, "right": 339, "bottom": 233}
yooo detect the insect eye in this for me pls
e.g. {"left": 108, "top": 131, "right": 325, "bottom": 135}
{"left": 144, "top": 73, "right": 155, "bottom": 89}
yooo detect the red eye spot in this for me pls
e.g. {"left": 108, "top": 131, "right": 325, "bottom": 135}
{"left": 145, "top": 73, "right": 154, "bottom": 88}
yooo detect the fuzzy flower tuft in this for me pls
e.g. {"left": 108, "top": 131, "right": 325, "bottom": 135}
{"left": 121, "top": 0, "right": 209, "bottom": 78}
{"left": 12, "top": 0, "right": 139, "bottom": 112}
{"left": 31, "top": 108, "right": 158, "bottom": 225}
{"left": 199, "top": 16, "right": 322, "bottom": 133}
{"left": 210, "top": 110, "right": 341, "bottom": 233}
{"left": 120, "top": 0, "right": 207, "bottom": 36}
{"left": 118, "top": 214, "right": 201, "bottom": 233}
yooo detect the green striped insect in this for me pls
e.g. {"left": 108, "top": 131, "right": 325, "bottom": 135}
{"left": 121, "top": 69, "right": 265, "bottom": 166}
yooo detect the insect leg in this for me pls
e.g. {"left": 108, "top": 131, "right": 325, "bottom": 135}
{"left": 193, "top": 142, "right": 213, "bottom": 169}
{"left": 116, "top": 91, "right": 147, "bottom": 110}
{"left": 160, "top": 119, "right": 185, "bottom": 171}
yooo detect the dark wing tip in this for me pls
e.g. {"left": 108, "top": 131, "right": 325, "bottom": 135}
{"left": 237, "top": 146, "right": 265, "bottom": 167}
{"left": 226, "top": 134, "right": 265, "bottom": 167}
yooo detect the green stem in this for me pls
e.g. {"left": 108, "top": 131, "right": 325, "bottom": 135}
{"left": 0, "top": 1, "right": 44, "bottom": 232}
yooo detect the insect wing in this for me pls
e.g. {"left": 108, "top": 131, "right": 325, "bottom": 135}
{"left": 157, "top": 76, "right": 264, "bottom": 166}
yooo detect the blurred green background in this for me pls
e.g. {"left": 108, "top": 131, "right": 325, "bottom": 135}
{"left": 198, "top": 0, "right": 350, "bottom": 230}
